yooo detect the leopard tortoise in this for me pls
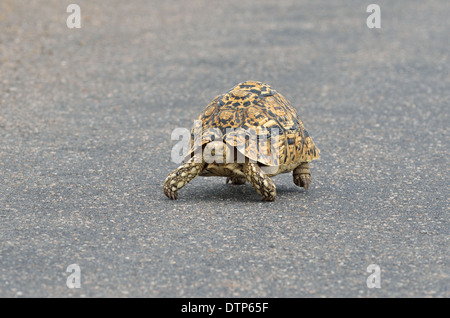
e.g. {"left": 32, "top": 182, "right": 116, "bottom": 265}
{"left": 164, "top": 81, "right": 319, "bottom": 201}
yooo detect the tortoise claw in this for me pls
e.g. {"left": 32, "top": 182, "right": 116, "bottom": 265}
{"left": 294, "top": 175, "right": 311, "bottom": 190}
{"left": 300, "top": 176, "right": 310, "bottom": 190}
{"left": 164, "top": 187, "right": 178, "bottom": 200}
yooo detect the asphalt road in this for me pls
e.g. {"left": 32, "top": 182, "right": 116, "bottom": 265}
{"left": 0, "top": 0, "right": 448, "bottom": 297}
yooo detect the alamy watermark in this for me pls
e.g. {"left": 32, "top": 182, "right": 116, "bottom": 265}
{"left": 366, "top": 4, "right": 381, "bottom": 29}
{"left": 66, "top": 4, "right": 81, "bottom": 29}
{"left": 66, "top": 264, "right": 81, "bottom": 289}
{"left": 170, "top": 120, "right": 281, "bottom": 173}
{"left": 366, "top": 264, "right": 381, "bottom": 288}
{"left": 65, "top": 4, "right": 380, "bottom": 30}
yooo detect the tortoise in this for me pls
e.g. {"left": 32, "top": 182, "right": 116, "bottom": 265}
{"left": 163, "top": 81, "right": 319, "bottom": 201}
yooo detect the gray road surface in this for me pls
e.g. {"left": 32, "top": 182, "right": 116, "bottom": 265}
{"left": 0, "top": 0, "right": 448, "bottom": 297}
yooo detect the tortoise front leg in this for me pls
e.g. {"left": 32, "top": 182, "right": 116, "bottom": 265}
{"left": 243, "top": 163, "right": 276, "bottom": 201}
{"left": 293, "top": 162, "right": 311, "bottom": 190}
{"left": 163, "top": 159, "right": 205, "bottom": 200}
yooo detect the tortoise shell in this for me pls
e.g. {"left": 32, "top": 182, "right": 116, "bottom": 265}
{"left": 187, "top": 81, "right": 319, "bottom": 169}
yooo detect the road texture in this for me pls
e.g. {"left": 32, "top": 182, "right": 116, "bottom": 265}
{"left": 0, "top": 0, "right": 448, "bottom": 297}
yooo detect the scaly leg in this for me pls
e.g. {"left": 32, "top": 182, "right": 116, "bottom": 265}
{"left": 243, "top": 163, "right": 276, "bottom": 201}
{"left": 293, "top": 162, "right": 311, "bottom": 190}
{"left": 226, "top": 176, "right": 246, "bottom": 185}
{"left": 163, "top": 159, "right": 205, "bottom": 200}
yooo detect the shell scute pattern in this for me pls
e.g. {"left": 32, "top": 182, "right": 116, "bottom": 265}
{"left": 188, "top": 81, "right": 319, "bottom": 167}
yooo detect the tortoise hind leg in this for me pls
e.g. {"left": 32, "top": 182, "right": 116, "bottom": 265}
{"left": 226, "top": 176, "right": 246, "bottom": 185}
{"left": 293, "top": 162, "right": 311, "bottom": 190}
{"left": 243, "top": 163, "right": 276, "bottom": 201}
{"left": 164, "top": 159, "right": 205, "bottom": 200}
